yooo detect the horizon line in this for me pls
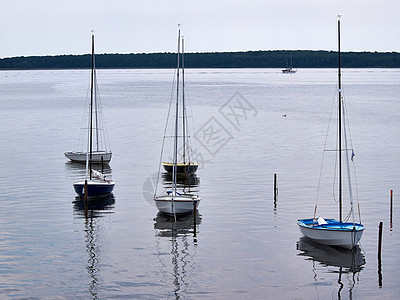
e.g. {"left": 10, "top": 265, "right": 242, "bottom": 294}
{"left": 1, "top": 49, "right": 399, "bottom": 60}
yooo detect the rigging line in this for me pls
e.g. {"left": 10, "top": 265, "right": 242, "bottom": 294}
{"left": 93, "top": 70, "right": 102, "bottom": 149}
{"left": 342, "top": 95, "right": 356, "bottom": 225}
{"left": 167, "top": 71, "right": 179, "bottom": 156}
{"left": 154, "top": 68, "right": 178, "bottom": 197}
{"left": 78, "top": 78, "right": 92, "bottom": 152}
{"left": 342, "top": 90, "right": 360, "bottom": 215}
{"left": 352, "top": 159, "right": 360, "bottom": 220}
{"left": 315, "top": 87, "right": 338, "bottom": 207}
{"left": 333, "top": 129, "right": 338, "bottom": 205}
{"left": 94, "top": 77, "right": 111, "bottom": 152}
{"left": 332, "top": 82, "right": 341, "bottom": 205}
{"left": 93, "top": 64, "right": 100, "bottom": 152}
{"left": 182, "top": 82, "right": 198, "bottom": 163}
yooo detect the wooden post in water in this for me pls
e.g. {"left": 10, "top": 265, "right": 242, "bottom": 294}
{"left": 378, "top": 221, "right": 383, "bottom": 287}
{"left": 274, "top": 173, "right": 278, "bottom": 200}
{"left": 390, "top": 190, "right": 393, "bottom": 229}
{"left": 378, "top": 221, "right": 383, "bottom": 258}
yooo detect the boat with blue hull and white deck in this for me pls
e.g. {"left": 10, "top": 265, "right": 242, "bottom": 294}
{"left": 297, "top": 218, "right": 364, "bottom": 249}
{"left": 73, "top": 32, "right": 115, "bottom": 198}
{"left": 297, "top": 17, "right": 364, "bottom": 249}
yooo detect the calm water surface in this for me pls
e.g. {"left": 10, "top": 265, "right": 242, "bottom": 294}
{"left": 0, "top": 68, "right": 399, "bottom": 299}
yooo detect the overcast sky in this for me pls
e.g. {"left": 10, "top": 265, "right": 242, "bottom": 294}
{"left": 1, "top": 0, "right": 399, "bottom": 58}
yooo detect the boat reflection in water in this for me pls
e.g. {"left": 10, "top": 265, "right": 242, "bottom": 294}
{"left": 154, "top": 211, "right": 201, "bottom": 299}
{"left": 297, "top": 237, "right": 365, "bottom": 299}
{"left": 154, "top": 210, "right": 201, "bottom": 235}
{"left": 73, "top": 194, "right": 115, "bottom": 299}
{"left": 73, "top": 193, "right": 115, "bottom": 218}
{"left": 161, "top": 172, "right": 200, "bottom": 191}
{"left": 66, "top": 161, "right": 112, "bottom": 174}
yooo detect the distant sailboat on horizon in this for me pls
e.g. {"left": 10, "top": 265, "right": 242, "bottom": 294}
{"left": 282, "top": 53, "right": 297, "bottom": 73}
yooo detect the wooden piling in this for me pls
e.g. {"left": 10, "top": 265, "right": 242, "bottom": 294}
{"left": 378, "top": 221, "right": 383, "bottom": 287}
{"left": 274, "top": 173, "right": 278, "bottom": 200}
{"left": 390, "top": 190, "right": 393, "bottom": 228}
{"left": 378, "top": 221, "right": 383, "bottom": 258}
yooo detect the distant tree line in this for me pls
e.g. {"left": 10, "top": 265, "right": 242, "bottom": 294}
{"left": 0, "top": 50, "right": 399, "bottom": 69}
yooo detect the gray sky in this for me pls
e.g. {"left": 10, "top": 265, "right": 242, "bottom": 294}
{"left": 1, "top": 0, "right": 399, "bottom": 58}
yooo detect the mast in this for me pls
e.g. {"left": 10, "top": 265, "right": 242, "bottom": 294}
{"left": 173, "top": 27, "right": 181, "bottom": 197}
{"left": 338, "top": 16, "right": 342, "bottom": 222}
{"left": 182, "top": 37, "right": 186, "bottom": 164}
{"left": 89, "top": 33, "right": 95, "bottom": 180}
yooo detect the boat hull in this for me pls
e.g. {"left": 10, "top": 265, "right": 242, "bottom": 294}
{"left": 282, "top": 68, "right": 297, "bottom": 73}
{"left": 65, "top": 151, "right": 112, "bottom": 164}
{"left": 162, "top": 162, "right": 198, "bottom": 175}
{"left": 297, "top": 218, "right": 364, "bottom": 249}
{"left": 154, "top": 194, "right": 200, "bottom": 215}
{"left": 73, "top": 179, "right": 115, "bottom": 198}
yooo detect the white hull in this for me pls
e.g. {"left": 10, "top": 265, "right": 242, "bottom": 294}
{"left": 154, "top": 194, "right": 200, "bottom": 215}
{"left": 282, "top": 68, "right": 297, "bottom": 73}
{"left": 298, "top": 220, "right": 364, "bottom": 249}
{"left": 65, "top": 151, "right": 112, "bottom": 164}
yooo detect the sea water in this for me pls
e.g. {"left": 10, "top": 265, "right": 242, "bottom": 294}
{"left": 0, "top": 68, "right": 399, "bottom": 299}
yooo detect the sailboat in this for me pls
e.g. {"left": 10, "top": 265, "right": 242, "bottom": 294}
{"left": 154, "top": 28, "right": 201, "bottom": 215}
{"left": 282, "top": 53, "right": 297, "bottom": 73}
{"left": 64, "top": 37, "right": 112, "bottom": 165}
{"left": 161, "top": 30, "right": 199, "bottom": 176}
{"left": 297, "top": 17, "right": 364, "bottom": 249}
{"left": 73, "top": 33, "right": 115, "bottom": 198}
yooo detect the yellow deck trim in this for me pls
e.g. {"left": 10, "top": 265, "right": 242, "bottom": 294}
{"left": 162, "top": 162, "right": 199, "bottom": 166}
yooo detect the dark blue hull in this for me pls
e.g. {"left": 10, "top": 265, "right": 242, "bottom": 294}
{"left": 74, "top": 180, "right": 115, "bottom": 198}
{"left": 162, "top": 163, "right": 199, "bottom": 175}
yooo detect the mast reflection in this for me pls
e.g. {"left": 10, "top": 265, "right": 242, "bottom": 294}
{"left": 73, "top": 194, "right": 115, "bottom": 299}
{"left": 154, "top": 212, "right": 201, "bottom": 299}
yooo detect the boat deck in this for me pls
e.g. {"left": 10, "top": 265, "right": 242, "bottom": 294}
{"left": 298, "top": 218, "right": 364, "bottom": 231}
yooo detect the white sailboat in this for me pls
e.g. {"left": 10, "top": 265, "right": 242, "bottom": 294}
{"left": 297, "top": 17, "right": 364, "bottom": 249}
{"left": 65, "top": 150, "right": 111, "bottom": 164}
{"left": 154, "top": 27, "right": 201, "bottom": 215}
{"left": 161, "top": 30, "right": 199, "bottom": 176}
{"left": 64, "top": 35, "right": 112, "bottom": 164}
{"left": 73, "top": 33, "right": 115, "bottom": 198}
{"left": 282, "top": 53, "right": 297, "bottom": 73}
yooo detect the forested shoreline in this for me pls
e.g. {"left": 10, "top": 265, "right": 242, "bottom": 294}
{"left": 0, "top": 50, "right": 399, "bottom": 69}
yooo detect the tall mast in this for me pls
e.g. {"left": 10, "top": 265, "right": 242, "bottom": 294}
{"left": 182, "top": 37, "right": 186, "bottom": 164}
{"left": 173, "top": 27, "right": 181, "bottom": 196}
{"left": 338, "top": 16, "right": 342, "bottom": 222}
{"left": 89, "top": 33, "right": 95, "bottom": 180}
